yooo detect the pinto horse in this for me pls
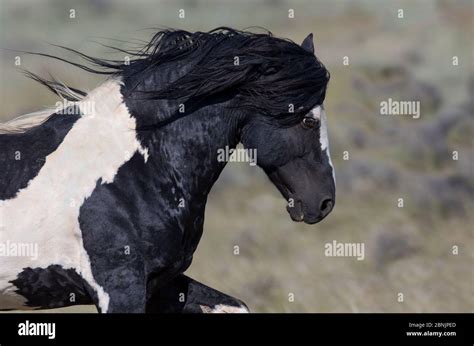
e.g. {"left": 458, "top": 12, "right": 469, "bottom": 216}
{"left": 0, "top": 28, "right": 335, "bottom": 313}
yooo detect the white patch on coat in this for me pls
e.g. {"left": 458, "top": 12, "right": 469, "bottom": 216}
{"left": 0, "top": 79, "right": 148, "bottom": 312}
{"left": 200, "top": 304, "right": 250, "bottom": 313}
{"left": 311, "top": 105, "right": 336, "bottom": 186}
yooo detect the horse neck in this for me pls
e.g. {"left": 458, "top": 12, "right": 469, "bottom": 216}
{"left": 120, "top": 62, "right": 245, "bottom": 204}
{"left": 130, "top": 98, "right": 242, "bottom": 206}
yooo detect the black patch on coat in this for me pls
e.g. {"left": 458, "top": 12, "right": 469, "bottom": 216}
{"left": 9, "top": 265, "right": 95, "bottom": 309}
{"left": 78, "top": 152, "right": 169, "bottom": 313}
{"left": 0, "top": 108, "right": 81, "bottom": 200}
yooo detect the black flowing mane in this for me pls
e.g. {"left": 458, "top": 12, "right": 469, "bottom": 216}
{"left": 24, "top": 27, "right": 330, "bottom": 127}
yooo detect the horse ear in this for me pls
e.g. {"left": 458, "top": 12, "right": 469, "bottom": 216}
{"left": 301, "top": 33, "right": 314, "bottom": 54}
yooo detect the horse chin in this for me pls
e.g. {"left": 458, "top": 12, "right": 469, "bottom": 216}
{"left": 302, "top": 215, "right": 323, "bottom": 225}
{"left": 286, "top": 199, "right": 325, "bottom": 225}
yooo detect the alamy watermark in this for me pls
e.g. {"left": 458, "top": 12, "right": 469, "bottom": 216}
{"left": 324, "top": 240, "right": 365, "bottom": 261}
{"left": 380, "top": 98, "right": 420, "bottom": 119}
{"left": 0, "top": 240, "right": 38, "bottom": 260}
{"left": 18, "top": 320, "right": 55, "bottom": 339}
{"left": 217, "top": 146, "right": 257, "bottom": 166}
{"left": 55, "top": 100, "right": 96, "bottom": 116}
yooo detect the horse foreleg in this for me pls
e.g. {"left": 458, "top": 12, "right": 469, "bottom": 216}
{"left": 92, "top": 267, "right": 147, "bottom": 313}
{"left": 146, "top": 274, "right": 249, "bottom": 313}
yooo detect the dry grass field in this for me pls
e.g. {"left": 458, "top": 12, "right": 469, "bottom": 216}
{"left": 0, "top": 0, "right": 472, "bottom": 313}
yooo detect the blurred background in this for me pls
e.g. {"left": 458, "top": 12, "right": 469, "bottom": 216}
{"left": 0, "top": 0, "right": 472, "bottom": 312}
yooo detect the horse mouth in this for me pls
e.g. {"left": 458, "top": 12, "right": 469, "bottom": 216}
{"left": 286, "top": 199, "right": 304, "bottom": 222}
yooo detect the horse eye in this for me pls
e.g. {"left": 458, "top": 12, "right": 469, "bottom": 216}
{"left": 302, "top": 117, "right": 320, "bottom": 129}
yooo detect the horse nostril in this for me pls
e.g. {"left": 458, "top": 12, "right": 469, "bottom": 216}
{"left": 320, "top": 198, "right": 333, "bottom": 216}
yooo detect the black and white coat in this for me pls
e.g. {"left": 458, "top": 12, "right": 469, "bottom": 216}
{"left": 0, "top": 29, "right": 335, "bottom": 313}
{"left": 1, "top": 79, "right": 251, "bottom": 313}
